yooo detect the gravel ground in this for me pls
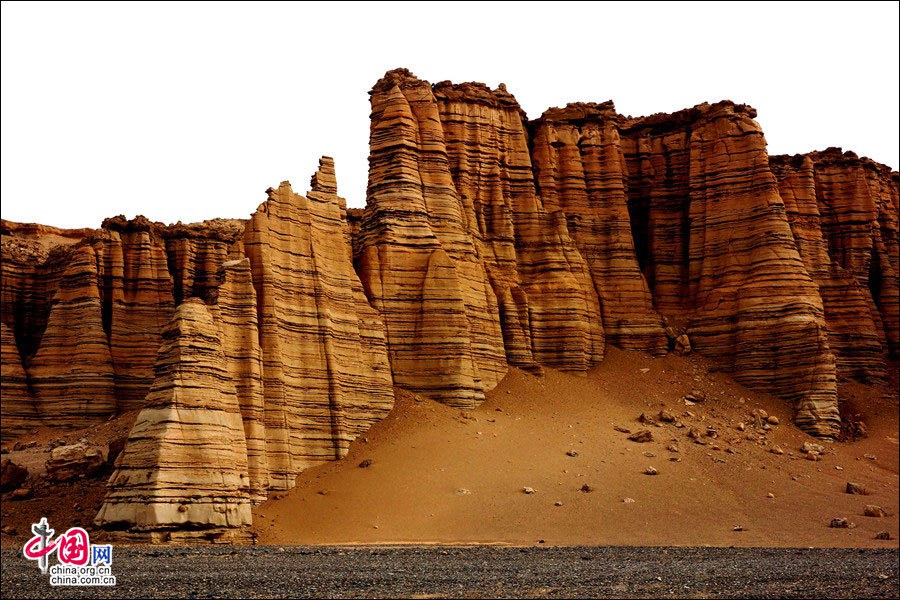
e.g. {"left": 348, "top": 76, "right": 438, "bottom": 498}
{"left": 1, "top": 546, "right": 897, "bottom": 599}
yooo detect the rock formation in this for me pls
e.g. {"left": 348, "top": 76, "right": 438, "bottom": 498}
{"left": 0, "top": 323, "right": 36, "bottom": 441}
{"left": 771, "top": 152, "right": 888, "bottom": 382}
{"left": 95, "top": 299, "right": 253, "bottom": 531}
{"left": 243, "top": 157, "right": 394, "bottom": 489}
{"left": 772, "top": 149, "right": 899, "bottom": 365}
{"left": 355, "top": 69, "right": 604, "bottom": 409}
{"left": 531, "top": 102, "right": 666, "bottom": 352}
{"left": 27, "top": 244, "right": 117, "bottom": 427}
{"left": 210, "top": 258, "right": 269, "bottom": 503}
{"left": 93, "top": 217, "right": 175, "bottom": 411}
{"left": 163, "top": 219, "right": 246, "bottom": 305}
{"left": 1, "top": 68, "right": 898, "bottom": 536}
{"left": 614, "top": 101, "right": 840, "bottom": 436}
{"left": 433, "top": 79, "right": 605, "bottom": 374}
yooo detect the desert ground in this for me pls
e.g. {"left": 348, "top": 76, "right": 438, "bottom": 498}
{"left": 3, "top": 348, "right": 896, "bottom": 549}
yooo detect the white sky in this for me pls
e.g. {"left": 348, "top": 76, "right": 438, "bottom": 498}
{"left": 2, "top": 1, "right": 898, "bottom": 229}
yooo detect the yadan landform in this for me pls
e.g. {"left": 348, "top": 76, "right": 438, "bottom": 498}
{"left": 1, "top": 69, "right": 897, "bottom": 542}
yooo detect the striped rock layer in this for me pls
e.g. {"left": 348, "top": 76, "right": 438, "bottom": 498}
{"left": 615, "top": 102, "right": 839, "bottom": 436}
{"left": 355, "top": 69, "right": 605, "bottom": 409}
{"left": 1, "top": 69, "right": 898, "bottom": 533}
{"left": 0, "top": 322, "right": 37, "bottom": 441}
{"left": 95, "top": 299, "right": 253, "bottom": 531}
{"left": 772, "top": 149, "right": 899, "bottom": 364}
{"left": 770, "top": 151, "right": 891, "bottom": 383}
{"left": 243, "top": 158, "right": 394, "bottom": 489}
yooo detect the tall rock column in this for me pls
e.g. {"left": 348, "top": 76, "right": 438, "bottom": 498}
{"left": 210, "top": 258, "right": 269, "bottom": 503}
{"left": 355, "top": 72, "right": 506, "bottom": 407}
{"left": 531, "top": 102, "right": 666, "bottom": 352}
{"left": 95, "top": 299, "right": 252, "bottom": 532}
{"left": 433, "top": 78, "right": 605, "bottom": 374}
{"left": 620, "top": 102, "right": 839, "bottom": 436}
{"left": 244, "top": 158, "right": 394, "bottom": 490}
{"left": 0, "top": 323, "right": 38, "bottom": 441}
{"left": 94, "top": 217, "right": 175, "bottom": 411}
{"left": 805, "top": 149, "right": 900, "bottom": 359}
{"left": 771, "top": 154, "right": 887, "bottom": 382}
{"left": 28, "top": 245, "right": 117, "bottom": 427}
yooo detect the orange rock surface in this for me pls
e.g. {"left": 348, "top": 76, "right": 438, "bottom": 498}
{"left": 0, "top": 323, "right": 36, "bottom": 441}
{"left": 0, "top": 69, "right": 898, "bottom": 535}
{"left": 773, "top": 149, "right": 899, "bottom": 362}
{"left": 243, "top": 158, "right": 394, "bottom": 490}
{"left": 616, "top": 101, "right": 841, "bottom": 436}
{"left": 531, "top": 102, "right": 666, "bottom": 352}
{"left": 95, "top": 299, "right": 253, "bottom": 531}
{"left": 27, "top": 244, "right": 117, "bottom": 427}
{"left": 356, "top": 70, "right": 604, "bottom": 410}
{"left": 211, "top": 258, "right": 269, "bottom": 503}
{"left": 771, "top": 152, "right": 888, "bottom": 382}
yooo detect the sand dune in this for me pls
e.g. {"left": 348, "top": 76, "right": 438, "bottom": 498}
{"left": 254, "top": 349, "right": 899, "bottom": 547}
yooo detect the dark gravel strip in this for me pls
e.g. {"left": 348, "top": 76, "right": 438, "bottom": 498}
{"left": 1, "top": 546, "right": 897, "bottom": 599}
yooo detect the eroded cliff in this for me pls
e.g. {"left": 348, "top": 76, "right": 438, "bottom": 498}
{"left": 1, "top": 68, "right": 897, "bottom": 536}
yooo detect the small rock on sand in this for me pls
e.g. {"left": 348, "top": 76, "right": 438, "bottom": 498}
{"left": 829, "top": 518, "right": 854, "bottom": 529}
{"left": 846, "top": 482, "right": 869, "bottom": 495}
{"left": 864, "top": 505, "right": 887, "bottom": 518}
{"left": 801, "top": 442, "right": 825, "bottom": 454}
{"left": 770, "top": 446, "right": 784, "bottom": 455}
{"left": 523, "top": 487, "right": 536, "bottom": 494}
{"left": 644, "top": 466, "right": 658, "bottom": 476}
{"left": 623, "top": 497, "right": 635, "bottom": 503}
{"left": 628, "top": 430, "right": 653, "bottom": 443}
{"left": 10, "top": 487, "right": 32, "bottom": 500}
{"left": 658, "top": 410, "right": 677, "bottom": 423}
{"left": 875, "top": 531, "right": 893, "bottom": 540}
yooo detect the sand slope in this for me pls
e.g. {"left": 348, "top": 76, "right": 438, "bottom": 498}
{"left": 254, "top": 349, "right": 898, "bottom": 547}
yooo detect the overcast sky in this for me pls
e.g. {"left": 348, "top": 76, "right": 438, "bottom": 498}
{"left": 2, "top": 1, "right": 898, "bottom": 229}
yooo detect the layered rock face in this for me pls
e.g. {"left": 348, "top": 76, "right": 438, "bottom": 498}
{"left": 244, "top": 158, "right": 394, "bottom": 488}
{"left": 210, "top": 258, "right": 269, "bottom": 503}
{"left": 770, "top": 152, "right": 889, "bottom": 382}
{"left": 93, "top": 217, "right": 175, "bottom": 411}
{"left": 531, "top": 102, "right": 666, "bottom": 352}
{"left": 2, "top": 68, "right": 898, "bottom": 536}
{"left": 611, "top": 102, "right": 841, "bottom": 435}
{"left": 0, "top": 322, "right": 36, "bottom": 441}
{"left": 164, "top": 219, "right": 246, "bottom": 305}
{"left": 355, "top": 69, "right": 604, "bottom": 408}
{"left": 772, "top": 149, "right": 899, "bottom": 363}
{"left": 95, "top": 299, "right": 253, "bottom": 531}
{"left": 2, "top": 162, "right": 396, "bottom": 533}
{"left": 354, "top": 71, "right": 888, "bottom": 437}
{"left": 27, "top": 244, "right": 118, "bottom": 426}
{"left": 0, "top": 218, "right": 248, "bottom": 431}
{"left": 433, "top": 80, "right": 605, "bottom": 374}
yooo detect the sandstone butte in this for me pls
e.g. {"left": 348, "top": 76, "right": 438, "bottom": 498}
{"left": 0, "top": 69, "right": 897, "bottom": 537}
